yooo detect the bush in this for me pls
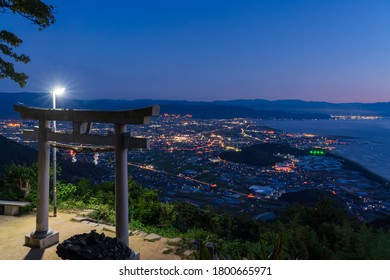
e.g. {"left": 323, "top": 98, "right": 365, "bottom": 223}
{"left": 0, "top": 163, "right": 38, "bottom": 208}
{"left": 88, "top": 204, "right": 115, "bottom": 224}
{"left": 57, "top": 182, "right": 77, "bottom": 201}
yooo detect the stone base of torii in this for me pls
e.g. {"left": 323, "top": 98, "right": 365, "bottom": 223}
{"left": 14, "top": 103, "right": 159, "bottom": 251}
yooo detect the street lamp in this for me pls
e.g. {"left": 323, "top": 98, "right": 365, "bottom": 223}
{"left": 52, "top": 87, "right": 65, "bottom": 217}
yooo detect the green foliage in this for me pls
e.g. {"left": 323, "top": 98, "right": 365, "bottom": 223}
{"left": 198, "top": 241, "right": 213, "bottom": 260}
{"left": 184, "top": 228, "right": 215, "bottom": 241}
{"left": 56, "top": 179, "right": 115, "bottom": 211}
{"left": 276, "top": 199, "right": 390, "bottom": 259}
{"left": 268, "top": 235, "right": 283, "bottom": 260}
{"left": 9, "top": 165, "right": 384, "bottom": 260}
{"left": 218, "top": 240, "right": 249, "bottom": 260}
{"left": 130, "top": 219, "right": 181, "bottom": 238}
{"left": 0, "top": 0, "right": 55, "bottom": 86}
{"left": 369, "top": 230, "right": 390, "bottom": 259}
{"left": 88, "top": 204, "right": 116, "bottom": 224}
{"left": 129, "top": 182, "right": 161, "bottom": 225}
{"left": 56, "top": 182, "right": 77, "bottom": 201}
{"left": 57, "top": 198, "right": 87, "bottom": 211}
{"left": 0, "top": 163, "right": 37, "bottom": 208}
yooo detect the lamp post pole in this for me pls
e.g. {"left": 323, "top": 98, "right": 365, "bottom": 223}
{"left": 52, "top": 88, "right": 64, "bottom": 217}
{"left": 52, "top": 91, "right": 57, "bottom": 217}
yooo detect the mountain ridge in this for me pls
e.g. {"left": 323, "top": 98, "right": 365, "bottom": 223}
{"left": 1, "top": 92, "right": 389, "bottom": 119}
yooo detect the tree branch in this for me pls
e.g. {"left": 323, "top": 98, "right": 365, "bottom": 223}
{"left": 0, "top": 0, "right": 55, "bottom": 28}
{"left": 0, "top": 0, "right": 55, "bottom": 86}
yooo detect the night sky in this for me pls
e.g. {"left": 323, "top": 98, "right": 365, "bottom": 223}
{"left": 1, "top": 0, "right": 390, "bottom": 102}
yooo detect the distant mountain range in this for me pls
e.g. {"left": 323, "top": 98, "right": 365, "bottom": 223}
{"left": 214, "top": 99, "right": 390, "bottom": 116}
{"left": 1, "top": 92, "right": 389, "bottom": 119}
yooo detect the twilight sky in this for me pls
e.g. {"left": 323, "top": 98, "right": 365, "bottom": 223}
{"left": 1, "top": 0, "right": 390, "bottom": 102}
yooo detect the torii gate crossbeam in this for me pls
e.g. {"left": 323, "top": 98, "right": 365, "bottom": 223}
{"left": 14, "top": 103, "right": 160, "bottom": 250}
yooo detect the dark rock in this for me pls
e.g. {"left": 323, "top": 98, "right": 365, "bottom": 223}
{"left": 56, "top": 230, "right": 136, "bottom": 260}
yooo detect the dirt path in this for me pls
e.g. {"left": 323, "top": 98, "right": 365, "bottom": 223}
{"left": 0, "top": 211, "right": 182, "bottom": 260}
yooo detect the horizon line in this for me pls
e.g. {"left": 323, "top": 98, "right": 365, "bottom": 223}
{"left": 0, "top": 91, "right": 389, "bottom": 105}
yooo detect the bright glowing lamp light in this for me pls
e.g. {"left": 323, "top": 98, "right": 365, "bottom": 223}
{"left": 53, "top": 87, "right": 65, "bottom": 96}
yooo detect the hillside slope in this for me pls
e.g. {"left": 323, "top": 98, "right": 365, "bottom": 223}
{"left": 0, "top": 135, "right": 109, "bottom": 181}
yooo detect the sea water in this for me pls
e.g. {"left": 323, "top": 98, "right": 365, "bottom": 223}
{"left": 264, "top": 118, "right": 390, "bottom": 180}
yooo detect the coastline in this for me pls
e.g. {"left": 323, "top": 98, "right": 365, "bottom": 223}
{"left": 328, "top": 151, "right": 390, "bottom": 186}
{"left": 330, "top": 140, "right": 390, "bottom": 183}
{"left": 264, "top": 119, "right": 390, "bottom": 183}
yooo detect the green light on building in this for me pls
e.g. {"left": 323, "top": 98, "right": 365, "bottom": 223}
{"left": 309, "top": 150, "right": 325, "bottom": 155}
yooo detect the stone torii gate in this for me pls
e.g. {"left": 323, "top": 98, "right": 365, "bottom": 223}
{"left": 14, "top": 103, "right": 160, "bottom": 249}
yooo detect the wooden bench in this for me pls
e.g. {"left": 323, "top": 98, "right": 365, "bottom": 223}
{"left": 0, "top": 200, "right": 31, "bottom": 216}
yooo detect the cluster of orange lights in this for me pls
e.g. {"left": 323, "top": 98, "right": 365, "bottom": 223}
{"left": 303, "top": 133, "right": 316, "bottom": 138}
{"left": 273, "top": 163, "right": 294, "bottom": 172}
{"left": 6, "top": 122, "right": 21, "bottom": 128}
{"left": 162, "top": 113, "right": 192, "bottom": 118}
{"left": 325, "top": 139, "right": 337, "bottom": 144}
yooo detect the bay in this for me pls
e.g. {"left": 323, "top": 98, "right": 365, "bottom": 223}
{"left": 264, "top": 118, "right": 390, "bottom": 180}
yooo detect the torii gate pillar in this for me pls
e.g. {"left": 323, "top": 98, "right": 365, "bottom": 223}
{"left": 114, "top": 123, "right": 129, "bottom": 246}
{"left": 25, "top": 119, "right": 59, "bottom": 248}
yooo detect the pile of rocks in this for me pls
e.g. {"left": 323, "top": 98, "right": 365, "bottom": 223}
{"left": 56, "top": 230, "right": 136, "bottom": 260}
